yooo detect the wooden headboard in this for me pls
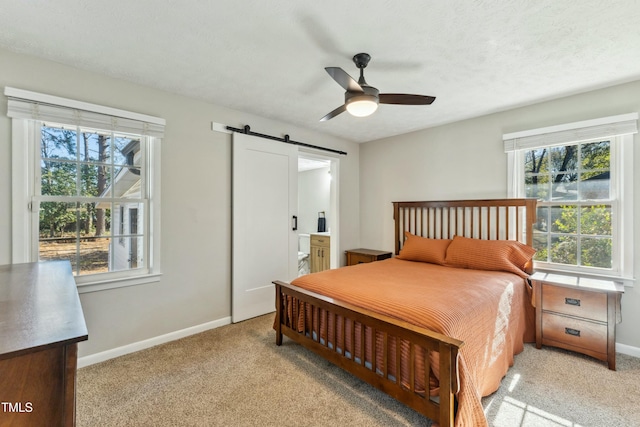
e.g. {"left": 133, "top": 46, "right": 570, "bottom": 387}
{"left": 393, "top": 198, "right": 537, "bottom": 255}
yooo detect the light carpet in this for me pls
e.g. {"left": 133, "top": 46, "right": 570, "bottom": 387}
{"left": 77, "top": 314, "right": 640, "bottom": 426}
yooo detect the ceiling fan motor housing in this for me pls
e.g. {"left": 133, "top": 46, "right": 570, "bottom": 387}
{"left": 345, "top": 84, "right": 379, "bottom": 103}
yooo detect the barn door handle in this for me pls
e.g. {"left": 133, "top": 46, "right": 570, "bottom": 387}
{"left": 292, "top": 215, "right": 298, "bottom": 231}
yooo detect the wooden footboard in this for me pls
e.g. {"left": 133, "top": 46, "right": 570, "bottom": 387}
{"left": 274, "top": 199, "right": 536, "bottom": 426}
{"left": 274, "top": 280, "right": 463, "bottom": 427}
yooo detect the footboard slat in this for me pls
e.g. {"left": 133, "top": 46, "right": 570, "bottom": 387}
{"left": 424, "top": 349, "right": 430, "bottom": 402}
{"left": 341, "top": 313, "right": 346, "bottom": 356}
{"left": 409, "top": 343, "right": 416, "bottom": 394}
{"left": 275, "top": 280, "right": 463, "bottom": 427}
{"left": 383, "top": 332, "right": 388, "bottom": 378}
{"left": 395, "top": 338, "right": 401, "bottom": 386}
{"left": 350, "top": 319, "right": 355, "bottom": 361}
{"left": 371, "top": 326, "right": 377, "bottom": 374}
{"left": 360, "top": 323, "right": 365, "bottom": 366}
{"left": 332, "top": 311, "right": 337, "bottom": 353}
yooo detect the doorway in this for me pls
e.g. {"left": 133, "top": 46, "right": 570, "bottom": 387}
{"left": 297, "top": 152, "right": 339, "bottom": 276}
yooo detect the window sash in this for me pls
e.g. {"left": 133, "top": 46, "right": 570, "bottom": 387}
{"left": 33, "top": 199, "right": 149, "bottom": 276}
{"left": 532, "top": 200, "right": 618, "bottom": 273}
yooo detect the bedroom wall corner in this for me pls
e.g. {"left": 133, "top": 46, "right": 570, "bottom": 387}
{"left": 359, "top": 79, "right": 640, "bottom": 351}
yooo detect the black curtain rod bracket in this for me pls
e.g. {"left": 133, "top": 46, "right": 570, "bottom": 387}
{"left": 226, "top": 125, "right": 347, "bottom": 156}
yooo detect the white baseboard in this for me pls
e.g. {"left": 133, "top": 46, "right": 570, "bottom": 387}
{"left": 616, "top": 342, "right": 640, "bottom": 359}
{"left": 77, "top": 317, "right": 639, "bottom": 369}
{"left": 78, "top": 316, "right": 232, "bottom": 368}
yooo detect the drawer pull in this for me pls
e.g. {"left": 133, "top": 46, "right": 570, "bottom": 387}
{"left": 565, "top": 297, "right": 581, "bottom": 306}
{"left": 565, "top": 327, "right": 581, "bottom": 337}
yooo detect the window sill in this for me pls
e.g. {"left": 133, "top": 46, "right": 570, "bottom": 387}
{"left": 532, "top": 266, "right": 634, "bottom": 288}
{"left": 76, "top": 272, "right": 162, "bottom": 294}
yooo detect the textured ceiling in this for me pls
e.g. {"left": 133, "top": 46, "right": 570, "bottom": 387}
{"left": 1, "top": 1, "right": 640, "bottom": 143}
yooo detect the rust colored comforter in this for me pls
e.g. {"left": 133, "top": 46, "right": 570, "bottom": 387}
{"left": 289, "top": 258, "right": 535, "bottom": 427}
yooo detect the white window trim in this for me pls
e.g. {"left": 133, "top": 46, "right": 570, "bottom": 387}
{"left": 505, "top": 114, "right": 636, "bottom": 287}
{"left": 8, "top": 87, "right": 163, "bottom": 293}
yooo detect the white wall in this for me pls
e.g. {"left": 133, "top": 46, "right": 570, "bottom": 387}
{"left": 0, "top": 48, "right": 360, "bottom": 357}
{"left": 360, "top": 80, "right": 640, "bottom": 349}
{"left": 298, "top": 167, "right": 331, "bottom": 234}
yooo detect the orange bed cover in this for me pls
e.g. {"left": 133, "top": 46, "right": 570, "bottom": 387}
{"left": 290, "top": 258, "right": 535, "bottom": 427}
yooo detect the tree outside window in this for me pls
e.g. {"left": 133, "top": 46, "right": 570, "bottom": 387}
{"left": 525, "top": 140, "right": 612, "bottom": 269}
{"left": 38, "top": 123, "right": 144, "bottom": 276}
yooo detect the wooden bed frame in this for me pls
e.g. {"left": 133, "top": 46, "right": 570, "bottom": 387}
{"left": 274, "top": 198, "right": 536, "bottom": 427}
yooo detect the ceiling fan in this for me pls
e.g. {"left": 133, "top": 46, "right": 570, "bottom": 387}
{"left": 320, "top": 53, "right": 436, "bottom": 121}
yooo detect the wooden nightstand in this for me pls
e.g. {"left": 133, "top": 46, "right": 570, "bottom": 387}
{"left": 345, "top": 248, "right": 392, "bottom": 266}
{"left": 531, "top": 271, "right": 624, "bottom": 370}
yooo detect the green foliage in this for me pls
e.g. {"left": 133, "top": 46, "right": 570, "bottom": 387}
{"left": 39, "top": 126, "right": 116, "bottom": 238}
{"left": 528, "top": 139, "right": 613, "bottom": 270}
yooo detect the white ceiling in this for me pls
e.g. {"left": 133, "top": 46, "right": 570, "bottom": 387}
{"left": 1, "top": 1, "right": 640, "bottom": 143}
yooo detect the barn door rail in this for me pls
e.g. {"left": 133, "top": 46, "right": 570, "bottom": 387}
{"left": 225, "top": 125, "right": 347, "bottom": 156}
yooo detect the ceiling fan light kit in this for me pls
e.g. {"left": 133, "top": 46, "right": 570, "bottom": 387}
{"left": 321, "top": 53, "right": 436, "bottom": 121}
{"left": 345, "top": 95, "right": 378, "bottom": 117}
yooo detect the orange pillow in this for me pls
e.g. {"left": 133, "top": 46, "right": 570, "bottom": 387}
{"left": 444, "top": 236, "right": 536, "bottom": 278}
{"left": 396, "top": 232, "right": 451, "bottom": 265}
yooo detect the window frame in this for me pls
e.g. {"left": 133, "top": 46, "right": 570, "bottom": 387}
{"left": 505, "top": 114, "right": 635, "bottom": 286}
{"left": 8, "top": 88, "right": 163, "bottom": 293}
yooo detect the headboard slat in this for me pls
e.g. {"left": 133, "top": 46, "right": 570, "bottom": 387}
{"left": 393, "top": 199, "right": 536, "bottom": 255}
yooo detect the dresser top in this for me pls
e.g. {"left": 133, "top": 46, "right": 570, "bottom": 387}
{"left": 531, "top": 271, "right": 624, "bottom": 293}
{"left": 0, "top": 261, "right": 88, "bottom": 359}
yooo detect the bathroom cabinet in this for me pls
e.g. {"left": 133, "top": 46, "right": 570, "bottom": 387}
{"left": 310, "top": 233, "right": 330, "bottom": 273}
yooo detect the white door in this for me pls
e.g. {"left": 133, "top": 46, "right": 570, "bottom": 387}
{"left": 232, "top": 132, "right": 298, "bottom": 323}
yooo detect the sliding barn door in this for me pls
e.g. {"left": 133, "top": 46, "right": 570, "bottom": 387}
{"left": 232, "top": 132, "right": 298, "bottom": 323}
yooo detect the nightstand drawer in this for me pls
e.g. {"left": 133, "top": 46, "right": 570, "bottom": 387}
{"left": 542, "top": 312, "right": 607, "bottom": 354}
{"left": 541, "top": 283, "right": 607, "bottom": 322}
{"left": 348, "top": 253, "right": 375, "bottom": 264}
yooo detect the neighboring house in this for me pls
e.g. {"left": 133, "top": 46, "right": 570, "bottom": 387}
{"left": 550, "top": 171, "right": 610, "bottom": 201}
{"left": 581, "top": 171, "right": 610, "bottom": 200}
{"left": 97, "top": 140, "right": 143, "bottom": 271}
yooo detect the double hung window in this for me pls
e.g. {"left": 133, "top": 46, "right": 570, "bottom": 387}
{"left": 38, "top": 123, "right": 146, "bottom": 275}
{"left": 7, "top": 87, "right": 164, "bottom": 290}
{"left": 505, "top": 113, "right": 636, "bottom": 284}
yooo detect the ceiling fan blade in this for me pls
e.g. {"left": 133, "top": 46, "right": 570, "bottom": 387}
{"left": 379, "top": 94, "right": 436, "bottom": 105}
{"left": 325, "top": 67, "right": 363, "bottom": 92}
{"left": 320, "top": 104, "right": 347, "bottom": 122}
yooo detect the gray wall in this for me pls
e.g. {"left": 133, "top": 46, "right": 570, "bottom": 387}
{"left": 298, "top": 167, "right": 331, "bottom": 234}
{"left": 359, "top": 80, "right": 640, "bottom": 349}
{"left": 2, "top": 45, "right": 638, "bottom": 355}
{"left": 0, "top": 47, "right": 360, "bottom": 357}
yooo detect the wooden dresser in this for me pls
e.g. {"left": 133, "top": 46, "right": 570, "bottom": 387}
{"left": 0, "top": 261, "right": 88, "bottom": 426}
{"left": 531, "top": 271, "right": 623, "bottom": 370}
{"left": 345, "top": 248, "right": 392, "bottom": 266}
{"left": 310, "top": 233, "right": 330, "bottom": 273}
